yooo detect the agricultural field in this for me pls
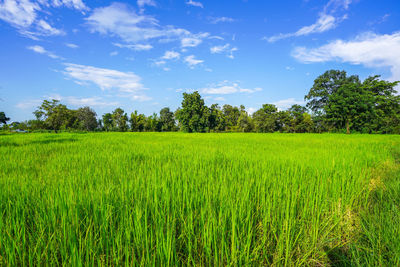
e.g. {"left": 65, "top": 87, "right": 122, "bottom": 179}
{"left": 0, "top": 132, "right": 399, "bottom": 266}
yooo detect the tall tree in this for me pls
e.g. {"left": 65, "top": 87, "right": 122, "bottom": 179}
{"left": 112, "top": 108, "right": 128, "bottom": 132}
{"left": 77, "top": 107, "right": 98, "bottom": 131}
{"left": 0, "top": 112, "right": 10, "bottom": 125}
{"left": 175, "top": 91, "right": 209, "bottom": 132}
{"left": 223, "top": 104, "right": 240, "bottom": 130}
{"left": 305, "top": 70, "right": 360, "bottom": 114}
{"left": 208, "top": 104, "right": 226, "bottom": 132}
{"left": 102, "top": 113, "right": 113, "bottom": 131}
{"left": 237, "top": 105, "right": 254, "bottom": 132}
{"left": 252, "top": 104, "right": 278, "bottom": 133}
{"left": 34, "top": 99, "right": 70, "bottom": 132}
{"left": 159, "top": 107, "right": 175, "bottom": 131}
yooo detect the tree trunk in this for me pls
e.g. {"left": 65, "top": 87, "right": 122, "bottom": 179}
{"left": 346, "top": 119, "right": 350, "bottom": 134}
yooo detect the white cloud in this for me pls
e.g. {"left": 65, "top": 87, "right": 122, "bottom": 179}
{"left": 86, "top": 2, "right": 208, "bottom": 48}
{"left": 114, "top": 43, "right": 153, "bottom": 51}
{"left": 0, "top": 0, "right": 40, "bottom": 28}
{"left": 186, "top": 0, "right": 203, "bottom": 8}
{"left": 63, "top": 63, "right": 145, "bottom": 92}
{"left": 0, "top": 0, "right": 85, "bottom": 38}
{"left": 137, "top": 0, "right": 156, "bottom": 8}
{"left": 181, "top": 33, "right": 209, "bottom": 48}
{"left": 265, "top": 0, "right": 352, "bottom": 42}
{"left": 46, "top": 0, "right": 88, "bottom": 11}
{"left": 36, "top": 19, "right": 64, "bottom": 35}
{"left": 184, "top": 55, "right": 203, "bottom": 67}
{"left": 210, "top": 44, "right": 230, "bottom": 54}
{"left": 16, "top": 99, "right": 42, "bottom": 109}
{"left": 273, "top": 98, "right": 305, "bottom": 110}
{"left": 27, "top": 45, "right": 61, "bottom": 59}
{"left": 247, "top": 107, "right": 256, "bottom": 115}
{"left": 162, "top": 50, "right": 180, "bottom": 60}
{"left": 202, "top": 81, "right": 262, "bottom": 95}
{"left": 266, "top": 13, "right": 339, "bottom": 42}
{"left": 110, "top": 51, "right": 118, "bottom": 56}
{"left": 292, "top": 32, "right": 400, "bottom": 81}
{"left": 65, "top": 43, "right": 79, "bottom": 48}
{"left": 209, "top": 16, "right": 235, "bottom": 24}
{"left": 47, "top": 94, "right": 119, "bottom": 107}
{"left": 210, "top": 43, "right": 238, "bottom": 59}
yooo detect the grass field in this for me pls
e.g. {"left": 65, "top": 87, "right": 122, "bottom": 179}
{"left": 0, "top": 132, "right": 399, "bottom": 266}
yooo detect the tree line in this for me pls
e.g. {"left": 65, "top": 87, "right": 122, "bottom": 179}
{"left": 1, "top": 70, "right": 399, "bottom": 134}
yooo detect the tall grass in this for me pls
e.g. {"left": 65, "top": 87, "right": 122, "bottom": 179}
{"left": 0, "top": 133, "right": 399, "bottom": 265}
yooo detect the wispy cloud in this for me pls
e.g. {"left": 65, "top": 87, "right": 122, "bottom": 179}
{"left": 65, "top": 43, "right": 79, "bottom": 48}
{"left": 184, "top": 55, "right": 204, "bottom": 68}
{"left": 292, "top": 32, "right": 400, "bottom": 81}
{"left": 208, "top": 16, "right": 235, "bottom": 24}
{"left": 210, "top": 44, "right": 238, "bottom": 59}
{"left": 186, "top": 0, "right": 203, "bottom": 8}
{"left": 0, "top": 0, "right": 86, "bottom": 38}
{"left": 273, "top": 98, "right": 305, "bottom": 110}
{"left": 162, "top": 51, "right": 180, "bottom": 60}
{"left": 63, "top": 63, "right": 151, "bottom": 101}
{"left": 27, "top": 45, "right": 62, "bottom": 59}
{"left": 114, "top": 43, "right": 153, "bottom": 51}
{"left": 201, "top": 81, "right": 262, "bottom": 95}
{"left": 265, "top": 0, "right": 351, "bottom": 42}
{"left": 86, "top": 2, "right": 208, "bottom": 48}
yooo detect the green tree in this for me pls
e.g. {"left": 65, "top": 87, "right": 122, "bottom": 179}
{"left": 111, "top": 108, "right": 128, "bottom": 132}
{"left": 362, "top": 76, "right": 400, "bottom": 133}
{"left": 252, "top": 104, "right": 278, "bottom": 133}
{"left": 223, "top": 104, "right": 240, "bottom": 131}
{"left": 77, "top": 107, "right": 98, "bottom": 131}
{"left": 0, "top": 112, "right": 10, "bottom": 125}
{"left": 175, "top": 91, "right": 209, "bottom": 132}
{"left": 237, "top": 105, "right": 254, "bottom": 132}
{"left": 159, "top": 107, "right": 175, "bottom": 131}
{"left": 102, "top": 113, "right": 113, "bottom": 131}
{"left": 34, "top": 99, "right": 70, "bottom": 132}
{"left": 208, "top": 104, "right": 226, "bottom": 132}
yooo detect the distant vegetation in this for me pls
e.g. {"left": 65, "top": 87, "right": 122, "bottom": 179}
{"left": 2, "top": 70, "right": 399, "bottom": 134}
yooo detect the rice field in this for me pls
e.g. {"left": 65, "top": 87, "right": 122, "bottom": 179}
{"left": 0, "top": 132, "right": 399, "bottom": 266}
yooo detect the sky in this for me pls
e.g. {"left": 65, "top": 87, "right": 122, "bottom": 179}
{"left": 0, "top": 0, "right": 399, "bottom": 121}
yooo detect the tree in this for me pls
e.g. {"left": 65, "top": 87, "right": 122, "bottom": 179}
{"left": 362, "top": 76, "right": 400, "bottom": 133}
{"left": 77, "top": 107, "right": 98, "bottom": 131}
{"left": 34, "top": 99, "right": 70, "bottom": 132}
{"left": 237, "top": 106, "right": 254, "bottom": 132}
{"left": 252, "top": 104, "right": 278, "bottom": 133}
{"left": 175, "top": 91, "right": 209, "bottom": 132}
{"left": 0, "top": 112, "right": 10, "bottom": 125}
{"left": 102, "top": 113, "right": 113, "bottom": 131}
{"left": 208, "top": 104, "right": 226, "bottom": 132}
{"left": 111, "top": 108, "right": 128, "bottom": 132}
{"left": 305, "top": 70, "right": 360, "bottom": 114}
{"left": 288, "top": 104, "right": 309, "bottom": 133}
{"left": 223, "top": 104, "right": 240, "bottom": 130}
{"left": 159, "top": 107, "right": 175, "bottom": 131}
{"left": 325, "top": 82, "right": 373, "bottom": 134}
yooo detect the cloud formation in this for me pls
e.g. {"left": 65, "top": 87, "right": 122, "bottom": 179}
{"left": 292, "top": 32, "right": 400, "bottom": 81}
{"left": 86, "top": 2, "right": 209, "bottom": 48}
{"left": 202, "top": 81, "right": 262, "bottom": 95}
{"left": 27, "top": 45, "right": 61, "bottom": 59}
{"left": 0, "top": 0, "right": 86, "bottom": 38}
{"left": 186, "top": 0, "right": 203, "bottom": 8}
{"left": 265, "top": 0, "right": 351, "bottom": 42}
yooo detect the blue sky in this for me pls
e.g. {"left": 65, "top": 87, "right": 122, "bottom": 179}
{"left": 0, "top": 0, "right": 399, "bottom": 121}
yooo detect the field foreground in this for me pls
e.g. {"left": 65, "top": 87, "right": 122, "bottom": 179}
{"left": 0, "top": 132, "right": 399, "bottom": 266}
